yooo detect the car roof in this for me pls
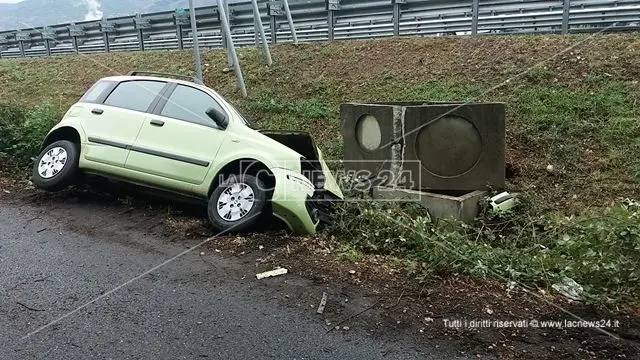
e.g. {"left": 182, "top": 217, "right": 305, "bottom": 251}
{"left": 100, "top": 75, "right": 213, "bottom": 92}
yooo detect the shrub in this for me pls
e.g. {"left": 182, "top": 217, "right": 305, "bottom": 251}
{"left": 0, "top": 101, "right": 61, "bottom": 173}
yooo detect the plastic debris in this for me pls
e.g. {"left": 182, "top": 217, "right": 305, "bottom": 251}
{"left": 489, "top": 192, "right": 518, "bottom": 213}
{"left": 255, "top": 268, "right": 288, "bottom": 279}
{"left": 317, "top": 292, "right": 328, "bottom": 314}
{"left": 552, "top": 276, "right": 584, "bottom": 301}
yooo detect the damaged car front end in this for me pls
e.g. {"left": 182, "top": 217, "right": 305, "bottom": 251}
{"left": 260, "top": 130, "right": 343, "bottom": 232}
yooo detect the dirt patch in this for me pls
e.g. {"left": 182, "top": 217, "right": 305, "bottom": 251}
{"left": 4, "top": 184, "right": 638, "bottom": 359}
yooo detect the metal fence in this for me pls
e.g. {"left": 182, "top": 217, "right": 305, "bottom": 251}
{"left": 1, "top": 0, "right": 639, "bottom": 58}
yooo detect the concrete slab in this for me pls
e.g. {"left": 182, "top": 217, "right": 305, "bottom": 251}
{"left": 372, "top": 186, "right": 486, "bottom": 224}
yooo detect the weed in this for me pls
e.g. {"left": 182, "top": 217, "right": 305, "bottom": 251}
{"left": 337, "top": 244, "right": 364, "bottom": 262}
{"left": 525, "top": 66, "right": 554, "bottom": 84}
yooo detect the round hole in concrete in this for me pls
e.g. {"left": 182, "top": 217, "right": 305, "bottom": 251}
{"left": 355, "top": 114, "right": 382, "bottom": 151}
{"left": 416, "top": 115, "right": 482, "bottom": 177}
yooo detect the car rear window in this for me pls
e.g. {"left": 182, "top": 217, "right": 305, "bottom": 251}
{"left": 104, "top": 80, "right": 166, "bottom": 112}
{"left": 80, "top": 80, "right": 114, "bottom": 103}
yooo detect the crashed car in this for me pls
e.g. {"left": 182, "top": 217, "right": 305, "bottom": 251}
{"left": 32, "top": 71, "right": 343, "bottom": 234}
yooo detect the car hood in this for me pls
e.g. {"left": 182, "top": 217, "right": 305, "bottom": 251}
{"left": 258, "top": 130, "right": 343, "bottom": 200}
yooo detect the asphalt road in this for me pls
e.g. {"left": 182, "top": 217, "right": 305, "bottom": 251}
{"left": 0, "top": 201, "right": 461, "bottom": 360}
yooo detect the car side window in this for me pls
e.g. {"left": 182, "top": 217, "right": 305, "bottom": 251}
{"left": 104, "top": 80, "right": 166, "bottom": 112}
{"left": 160, "top": 85, "right": 226, "bottom": 127}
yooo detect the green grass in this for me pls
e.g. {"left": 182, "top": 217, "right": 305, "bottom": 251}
{"left": 328, "top": 198, "right": 640, "bottom": 306}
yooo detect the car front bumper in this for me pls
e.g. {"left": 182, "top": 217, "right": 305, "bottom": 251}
{"left": 270, "top": 168, "right": 319, "bottom": 234}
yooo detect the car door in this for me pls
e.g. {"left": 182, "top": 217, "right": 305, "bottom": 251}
{"left": 82, "top": 80, "right": 167, "bottom": 167}
{"left": 124, "top": 83, "right": 227, "bottom": 185}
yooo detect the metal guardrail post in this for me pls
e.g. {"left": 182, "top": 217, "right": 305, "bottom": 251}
{"left": 16, "top": 32, "right": 27, "bottom": 57}
{"left": 252, "top": 0, "right": 273, "bottom": 65}
{"left": 217, "top": 0, "right": 247, "bottom": 97}
{"left": 268, "top": 0, "right": 282, "bottom": 44}
{"left": 134, "top": 14, "right": 151, "bottom": 51}
{"left": 471, "top": 0, "right": 479, "bottom": 35}
{"left": 282, "top": 0, "right": 297, "bottom": 44}
{"left": 175, "top": 8, "right": 189, "bottom": 50}
{"left": 42, "top": 27, "right": 55, "bottom": 56}
{"left": 254, "top": 17, "right": 260, "bottom": 46}
{"left": 327, "top": 0, "right": 340, "bottom": 42}
{"left": 188, "top": 0, "right": 203, "bottom": 82}
{"left": 100, "top": 20, "right": 115, "bottom": 53}
{"left": 222, "top": 0, "right": 234, "bottom": 67}
{"left": 562, "top": 0, "right": 571, "bottom": 34}
{"left": 177, "top": 23, "right": 184, "bottom": 50}
{"left": 69, "top": 23, "right": 84, "bottom": 53}
{"left": 392, "top": 0, "right": 405, "bottom": 37}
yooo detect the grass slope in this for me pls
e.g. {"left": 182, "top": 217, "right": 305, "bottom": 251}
{"left": 1, "top": 33, "right": 639, "bottom": 210}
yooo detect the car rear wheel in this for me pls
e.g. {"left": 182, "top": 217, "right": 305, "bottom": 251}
{"left": 32, "top": 140, "right": 80, "bottom": 192}
{"left": 207, "top": 174, "right": 266, "bottom": 233}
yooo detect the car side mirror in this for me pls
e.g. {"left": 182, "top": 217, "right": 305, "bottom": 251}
{"left": 206, "top": 107, "right": 228, "bottom": 130}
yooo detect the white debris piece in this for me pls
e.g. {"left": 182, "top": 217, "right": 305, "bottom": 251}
{"left": 256, "top": 268, "right": 288, "bottom": 280}
{"left": 317, "top": 292, "right": 328, "bottom": 314}
{"left": 552, "top": 276, "right": 584, "bottom": 301}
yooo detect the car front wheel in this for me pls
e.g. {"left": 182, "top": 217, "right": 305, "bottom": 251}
{"left": 207, "top": 174, "right": 267, "bottom": 233}
{"left": 32, "top": 140, "right": 80, "bottom": 192}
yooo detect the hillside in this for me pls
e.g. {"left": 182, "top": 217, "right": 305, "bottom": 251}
{"left": 1, "top": 33, "right": 639, "bottom": 210}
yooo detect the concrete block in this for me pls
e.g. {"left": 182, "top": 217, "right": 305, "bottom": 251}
{"left": 372, "top": 186, "right": 486, "bottom": 224}
{"left": 341, "top": 101, "right": 506, "bottom": 191}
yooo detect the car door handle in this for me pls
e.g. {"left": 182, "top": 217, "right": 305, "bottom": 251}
{"left": 150, "top": 119, "right": 165, "bottom": 127}
{"left": 91, "top": 108, "right": 104, "bottom": 115}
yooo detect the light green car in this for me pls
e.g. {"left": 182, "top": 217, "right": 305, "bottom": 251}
{"left": 32, "top": 71, "right": 343, "bottom": 234}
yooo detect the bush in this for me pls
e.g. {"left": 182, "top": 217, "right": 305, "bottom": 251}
{"left": 328, "top": 198, "right": 640, "bottom": 306}
{"left": 0, "top": 101, "right": 61, "bottom": 173}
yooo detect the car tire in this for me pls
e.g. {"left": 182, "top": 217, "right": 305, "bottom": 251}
{"left": 32, "top": 140, "right": 80, "bottom": 192}
{"left": 207, "top": 174, "right": 267, "bottom": 233}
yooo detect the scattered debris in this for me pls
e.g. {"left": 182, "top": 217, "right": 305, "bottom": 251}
{"left": 485, "top": 307, "right": 494, "bottom": 315}
{"left": 256, "top": 268, "right": 288, "bottom": 280}
{"left": 17, "top": 301, "right": 45, "bottom": 312}
{"left": 489, "top": 192, "right": 518, "bottom": 213}
{"left": 552, "top": 276, "right": 584, "bottom": 301}
{"left": 327, "top": 299, "right": 381, "bottom": 333}
{"left": 316, "top": 292, "right": 328, "bottom": 314}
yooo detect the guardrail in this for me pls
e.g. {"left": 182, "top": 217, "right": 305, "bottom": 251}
{"left": 1, "top": 0, "right": 639, "bottom": 58}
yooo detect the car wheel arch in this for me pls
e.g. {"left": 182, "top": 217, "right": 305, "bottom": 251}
{"left": 42, "top": 126, "right": 82, "bottom": 150}
{"left": 208, "top": 158, "right": 276, "bottom": 198}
